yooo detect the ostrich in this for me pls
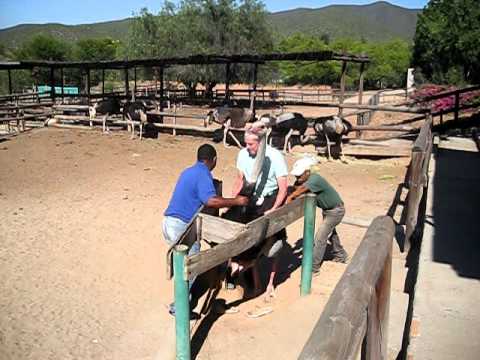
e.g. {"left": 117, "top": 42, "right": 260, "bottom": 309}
{"left": 206, "top": 93, "right": 257, "bottom": 148}
{"left": 312, "top": 115, "right": 352, "bottom": 161}
{"left": 123, "top": 101, "right": 148, "bottom": 140}
{"left": 257, "top": 112, "right": 351, "bottom": 159}
{"left": 258, "top": 112, "right": 309, "bottom": 152}
{"left": 88, "top": 97, "right": 121, "bottom": 133}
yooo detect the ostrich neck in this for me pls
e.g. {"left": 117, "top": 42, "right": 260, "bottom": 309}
{"left": 249, "top": 134, "right": 266, "bottom": 184}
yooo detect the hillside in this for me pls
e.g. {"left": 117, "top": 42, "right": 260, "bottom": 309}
{"left": 269, "top": 1, "right": 420, "bottom": 41}
{"left": 0, "top": 1, "right": 420, "bottom": 50}
{"left": 0, "top": 19, "right": 131, "bottom": 50}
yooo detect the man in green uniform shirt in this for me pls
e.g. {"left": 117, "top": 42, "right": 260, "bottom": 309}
{"left": 286, "top": 157, "right": 348, "bottom": 274}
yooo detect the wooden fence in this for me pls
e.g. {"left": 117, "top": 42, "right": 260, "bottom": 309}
{"left": 298, "top": 114, "right": 436, "bottom": 360}
{"left": 404, "top": 116, "right": 433, "bottom": 252}
{"left": 299, "top": 216, "right": 395, "bottom": 360}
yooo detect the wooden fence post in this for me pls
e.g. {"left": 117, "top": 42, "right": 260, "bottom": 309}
{"left": 454, "top": 92, "right": 460, "bottom": 122}
{"left": 8, "top": 69, "right": 12, "bottom": 95}
{"left": 404, "top": 117, "right": 432, "bottom": 252}
{"left": 49, "top": 67, "right": 56, "bottom": 102}
{"left": 60, "top": 68, "right": 64, "bottom": 104}
{"left": 358, "top": 62, "right": 365, "bottom": 105}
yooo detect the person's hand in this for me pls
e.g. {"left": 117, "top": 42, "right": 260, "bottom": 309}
{"left": 285, "top": 195, "right": 294, "bottom": 204}
{"left": 234, "top": 195, "right": 249, "bottom": 206}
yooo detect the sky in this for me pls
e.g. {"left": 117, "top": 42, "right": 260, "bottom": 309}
{"left": 0, "top": 0, "right": 429, "bottom": 30}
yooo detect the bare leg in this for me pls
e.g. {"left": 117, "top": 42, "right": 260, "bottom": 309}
{"left": 252, "top": 266, "right": 262, "bottom": 297}
{"left": 139, "top": 122, "right": 143, "bottom": 140}
{"left": 265, "top": 258, "right": 277, "bottom": 302}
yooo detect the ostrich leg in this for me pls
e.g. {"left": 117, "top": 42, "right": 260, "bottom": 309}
{"left": 102, "top": 114, "right": 107, "bottom": 133}
{"left": 128, "top": 114, "right": 135, "bottom": 139}
{"left": 223, "top": 119, "right": 231, "bottom": 148}
{"left": 325, "top": 132, "right": 332, "bottom": 161}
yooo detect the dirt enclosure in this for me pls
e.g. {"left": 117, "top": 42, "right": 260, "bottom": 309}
{"left": 0, "top": 126, "right": 408, "bottom": 359}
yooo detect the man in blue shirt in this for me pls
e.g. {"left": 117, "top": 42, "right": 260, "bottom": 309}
{"left": 163, "top": 143, "right": 248, "bottom": 253}
{"left": 163, "top": 144, "right": 247, "bottom": 316}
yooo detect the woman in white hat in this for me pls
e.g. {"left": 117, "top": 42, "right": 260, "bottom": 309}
{"left": 286, "top": 157, "right": 348, "bottom": 275}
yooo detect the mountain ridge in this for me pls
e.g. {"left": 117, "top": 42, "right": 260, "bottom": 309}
{"left": 0, "top": 1, "right": 421, "bottom": 49}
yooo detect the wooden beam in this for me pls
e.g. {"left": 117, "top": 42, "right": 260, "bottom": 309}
{"left": 147, "top": 110, "right": 207, "bottom": 120}
{"left": 186, "top": 196, "right": 305, "bottom": 279}
{"left": 404, "top": 118, "right": 432, "bottom": 251}
{"left": 350, "top": 125, "right": 414, "bottom": 132}
{"left": 60, "top": 67, "right": 64, "bottom": 103}
{"left": 412, "top": 117, "right": 432, "bottom": 152}
{"left": 362, "top": 239, "right": 392, "bottom": 359}
{"left": 225, "top": 63, "right": 231, "bottom": 101}
{"left": 53, "top": 104, "right": 90, "bottom": 111}
{"left": 102, "top": 69, "right": 105, "bottom": 99}
{"left": 134, "top": 66, "right": 137, "bottom": 99}
{"left": 8, "top": 69, "right": 12, "bottom": 94}
{"left": 49, "top": 67, "right": 55, "bottom": 101}
{"left": 86, "top": 69, "right": 91, "bottom": 103}
{"left": 358, "top": 62, "right": 365, "bottom": 105}
{"left": 339, "top": 61, "right": 347, "bottom": 115}
{"left": 299, "top": 216, "right": 395, "bottom": 360}
{"left": 124, "top": 67, "right": 129, "bottom": 97}
{"left": 454, "top": 92, "right": 459, "bottom": 122}
{"left": 252, "top": 63, "right": 258, "bottom": 118}
{"left": 159, "top": 66, "right": 164, "bottom": 112}
{"left": 151, "top": 122, "right": 216, "bottom": 134}
{"left": 339, "top": 103, "right": 425, "bottom": 114}
{"left": 198, "top": 213, "right": 246, "bottom": 244}
{"left": 340, "top": 145, "right": 411, "bottom": 158}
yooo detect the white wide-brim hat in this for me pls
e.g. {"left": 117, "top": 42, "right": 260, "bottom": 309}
{"left": 290, "top": 156, "right": 318, "bottom": 176}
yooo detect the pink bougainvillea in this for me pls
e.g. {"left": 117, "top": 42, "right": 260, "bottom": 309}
{"left": 411, "top": 84, "right": 480, "bottom": 113}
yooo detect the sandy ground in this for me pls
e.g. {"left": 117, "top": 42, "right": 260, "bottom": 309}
{"left": 0, "top": 125, "right": 408, "bottom": 360}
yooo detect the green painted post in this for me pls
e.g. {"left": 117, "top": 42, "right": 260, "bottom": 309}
{"left": 301, "top": 194, "right": 316, "bottom": 296}
{"left": 173, "top": 244, "right": 191, "bottom": 360}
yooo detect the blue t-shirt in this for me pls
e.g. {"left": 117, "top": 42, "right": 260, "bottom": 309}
{"left": 164, "top": 162, "right": 217, "bottom": 223}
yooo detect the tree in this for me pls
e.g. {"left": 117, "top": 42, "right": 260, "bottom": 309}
{"left": 126, "top": 0, "right": 274, "bottom": 95}
{"left": 365, "top": 39, "right": 411, "bottom": 88}
{"left": 75, "top": 38, "right": 119, "bottom": 62}
{"left": 14, "top": 34, "right": 71, "bottom": 61}
{"left": 277, "top": 34, "right": 410, "bottom": 89}
{"left": 413, "top": 0, "right": 480, "bottom": 84}
{"left": 12, "top": 34, "right": 72, "bottom": 88}
{"left": 277, "top": 33, "right": 335, "bottom": 85}
{"left": 74, "top": 38, "right": 120, "bottom": 87}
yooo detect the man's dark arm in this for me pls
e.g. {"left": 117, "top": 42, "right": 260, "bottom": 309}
{"left": 206, "top": 195, "right": 248, "bottom": 208}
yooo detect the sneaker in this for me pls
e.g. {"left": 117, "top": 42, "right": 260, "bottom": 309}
{"left": 226, "top": 282, "right": 236, "bottom": 290}
{"left": 168, "top": 304, "right": 200, "bottom": 320}
{"left": 331, "top": 253, "right": 348, "bottom": 263}
{"left": 168, "top": 303, "right": 176, "bottom": 316}
{"left": 312, "top": 267, "right": 321, "bottom": 277}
